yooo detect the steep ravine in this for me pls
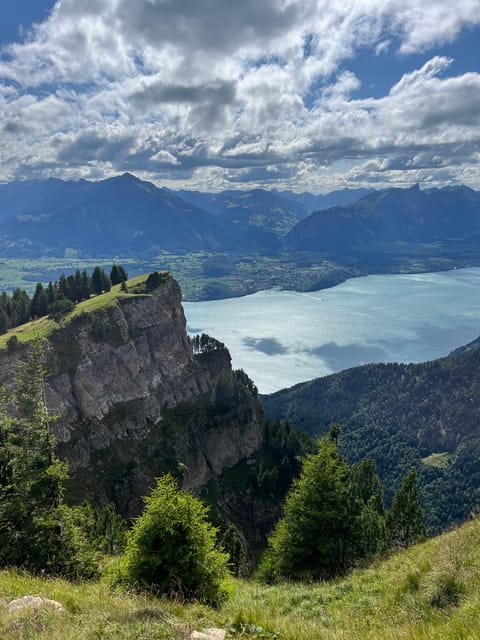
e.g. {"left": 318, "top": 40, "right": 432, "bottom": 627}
{"left": 0, "top": 275, "right": 264, "bottom": 517}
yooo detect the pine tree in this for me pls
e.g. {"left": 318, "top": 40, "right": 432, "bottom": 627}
{"left": 73, "top": 502, "right": 127, "bottom": 555}
{"left": 100, "top": 269, "right": 112, "bottom": 293}
{"left": 31, "top": 282, "right": 49, "bottom": 318}
{"left": 0, "top": 309, "right": 8, "bottom": 335}
{"left": 146, "top": 271, "right": 166, "bottom": 291}
{"left": 110, "top": 264, "right": 128, "bottom": 285}
{"left": 79, "top": 270, "right": 92, "bottom": 299}
{"left": 349, "top": 458, "right": 388, "bottom": 557}
{"left": 387, "top": 468, "right": 426, "bottom": 549}
{"left": 259, "top": 437, "right": 352, "bottom": 581}
{"left": 221, "top": 523, "right": 248, "bottom": 576}
{"left": 91, "top": 267, "right": 111, "bottom": 294}
{"left": 66, "top": 275, "right": 78, "bottom": 302}
{"left": 58, "top": 274, "right": 72, "bottom": 301}
{"left": 46, "top": 281, "right": 57, "bottom": 305}
{"left": 11, "top": 289, "right": 31, "bottom": 326}
{"left": 0, "top": 340, "right": 97, "bottom": 577}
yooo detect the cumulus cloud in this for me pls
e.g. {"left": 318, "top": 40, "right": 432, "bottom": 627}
{"left": 0, "top": 0, "right": 479, "bottom": 189}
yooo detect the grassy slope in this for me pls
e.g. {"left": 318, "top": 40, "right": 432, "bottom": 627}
{"left": 1, "top": 518, "right": 479, "bottom": 639}
{"left": 0, "top": 274, "right": 156, "bottom": 350}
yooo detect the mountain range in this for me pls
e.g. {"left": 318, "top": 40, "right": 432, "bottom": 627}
{"left": 286, "top": 184, "right": 480, "bottom": 255}
{"left": 176, "top": 186, "right": 372, "bottom": 237}
{"left": 0, "top": 174, "right": 479, "bottom": 261}
{"left": 0, "top": 174, "right": 373, "bottom": 257}
{"left": 0, "top": 174, "right": 281, "bottom": 257}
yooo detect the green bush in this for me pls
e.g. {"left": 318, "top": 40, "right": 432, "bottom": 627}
{"left": 121, "top": 474, "right": 229, "bottom": 604}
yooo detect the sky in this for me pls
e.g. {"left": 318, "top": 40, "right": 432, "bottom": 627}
{"left": 0, "top": 1, "right": 479, "bottom": 193}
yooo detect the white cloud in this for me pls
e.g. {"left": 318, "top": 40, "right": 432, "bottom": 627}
{"left": 150, "top": 150, "right": 180, "bottom": 165}
{"left": 0, "top": 0, "right": 479, "bottom": 190}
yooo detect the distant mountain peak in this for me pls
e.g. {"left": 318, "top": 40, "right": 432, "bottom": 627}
{"left": 107, "top": 172, "right": 142, "bottom": 185}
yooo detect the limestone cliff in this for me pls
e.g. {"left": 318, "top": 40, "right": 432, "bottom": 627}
{"left": 0, "top": 275, "right": 263, "bottom": 517}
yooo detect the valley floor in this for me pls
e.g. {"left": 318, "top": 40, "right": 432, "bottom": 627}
{"left": 2, "top": 244, "right": 480, "bottom": 301}
{"left": 1, "top": 518, "right": 479, "bottom": 639}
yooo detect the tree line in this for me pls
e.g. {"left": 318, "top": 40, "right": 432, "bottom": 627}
{"left": 0, "top": 264, "right": 128, "bottom": 334}
{"left": 189, "top": 332, "right": 226, "bottom": 354}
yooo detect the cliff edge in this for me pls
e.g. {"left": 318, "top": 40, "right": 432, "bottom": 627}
{"left": 0, "top": 274, "right": 263, "bottom": 516}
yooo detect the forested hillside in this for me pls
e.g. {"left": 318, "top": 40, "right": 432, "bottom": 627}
{"left": 264, "top": 337, "right": 480, "bottom": 532}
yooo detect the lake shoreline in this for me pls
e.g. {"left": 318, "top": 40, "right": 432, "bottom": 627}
{"left": 181, "top": 256, "right": 480, "bottom": 302}
{"left": 183, "top": 266, "right": 480, "bottom": 393}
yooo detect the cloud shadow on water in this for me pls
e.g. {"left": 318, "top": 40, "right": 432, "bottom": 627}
{"left": 306, "top": 342, "right": 390, "bottom": 371}
{"left": 414, "top": 325, "right": 480, "bottom": 354}
{"left": 242, "top": 336, "right": 289, "bottom": 356}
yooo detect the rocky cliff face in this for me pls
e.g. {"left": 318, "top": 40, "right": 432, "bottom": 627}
{"left": 0, "top": 275, "right": 263, "bottom": 517}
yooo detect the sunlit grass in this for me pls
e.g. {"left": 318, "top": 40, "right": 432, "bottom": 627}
{"left": 0, "top": 275, "right": 154, "bottom": 350}
{"left": 1, "top": 519, "right": 479, "bottom": 639}
{"left": 222, "top": 518, "right": 480, "bottom": 639}
{"left": 421, "top": 453, "right": 451, "bottom": 469}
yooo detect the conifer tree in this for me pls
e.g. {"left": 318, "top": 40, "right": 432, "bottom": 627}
{"left": 46, "top": 281, "right": 57, "bottom": 305}
{"left": 0, "top": 340, "right": 96, "bottom": 577}
{"left": 259, "top": 436, "right": 352, "bottom": 581}
{"left": 79, "top": 270, "right": 92, "bottom": 299}
{"left": 0, "top": 309, "right": 8, "bottom": 335}
{"left": 91, "top": 266, "right": 111, "bottom": 294}
{"left": 110, "top": 264, "right": 128, "bottom": 285}
{"left": 122, "top": 474, "right": 228, "bottom": 603}
{"left": 387, "top": 468, "right": 426, "bottom": 549}
{"left": 259, "top": 433, "right": 392, "bottom": 581}
{"left": 31, "top": 282, "right": 49, "bottom": 318}
{"left": 11, "top": 289, "right": 31, "bottom": 326}
{"left": 66, "top": 275, "right": 77, "bottom": 302}
{"left": 221, "top": 523, "right": 248, "bottom": 576}
{"left": 349, "top": 458, "right": 388, "bottom": 557}
{"left": 58, "top": 274, "right": 72, "bottom": 300}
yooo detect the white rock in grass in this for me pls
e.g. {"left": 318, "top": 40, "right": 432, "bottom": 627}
{"left": 7, "top": 596, "right": 65, "bottom": 613}
{"left": 191, "top": 628, "right": 226, "bottom": 640}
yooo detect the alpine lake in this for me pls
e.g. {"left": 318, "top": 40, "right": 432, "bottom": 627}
{"left": 184, "top": 267, "right": 480, "bottom": 393}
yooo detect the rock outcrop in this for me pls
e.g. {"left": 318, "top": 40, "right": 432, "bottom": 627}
{"left": 0, "top": 275, "right": 263, "bottom": 517}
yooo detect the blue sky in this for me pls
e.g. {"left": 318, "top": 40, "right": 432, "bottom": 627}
{"left": 0, "top": 2, "right": 56, "bottom": 46}
{"left": 0, "top": 1, "right": 479, "bottom": 192}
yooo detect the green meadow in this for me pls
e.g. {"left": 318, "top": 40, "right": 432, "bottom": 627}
{"left": 1, "top": 517, "right": 479, "bottom": 640}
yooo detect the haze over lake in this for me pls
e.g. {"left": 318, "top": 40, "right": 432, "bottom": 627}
{"left": 184, "top": 268, "right": 480, "bottom": 394}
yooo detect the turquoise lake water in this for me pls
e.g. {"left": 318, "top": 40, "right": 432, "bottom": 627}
{"left": 183, "top": 267, "right": 480, "bottom": 393}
